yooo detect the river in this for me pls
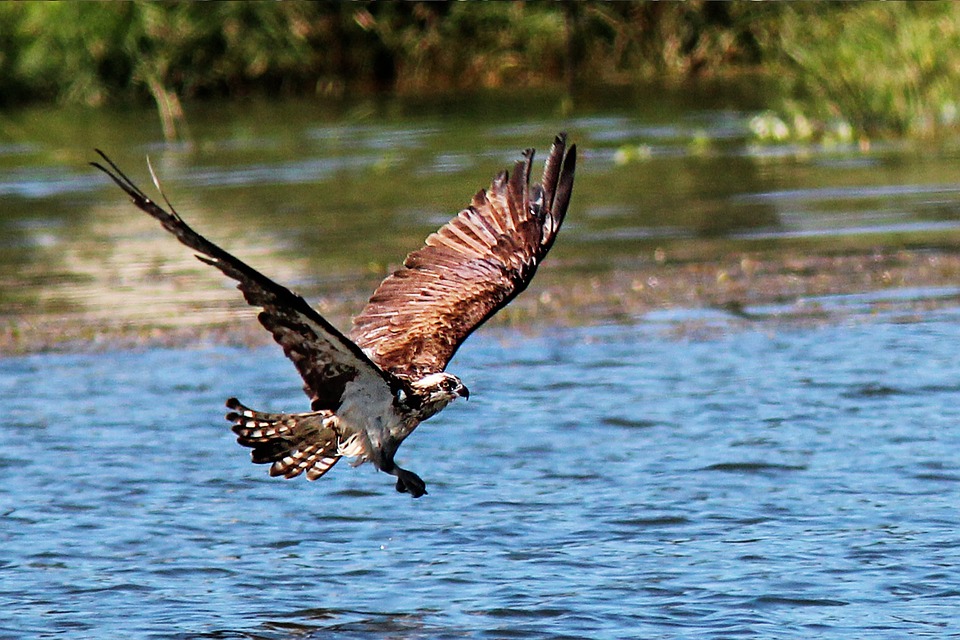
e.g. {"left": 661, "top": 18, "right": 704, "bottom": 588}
{"left": 2, "top": 88, "right": 960, "bottom": 637}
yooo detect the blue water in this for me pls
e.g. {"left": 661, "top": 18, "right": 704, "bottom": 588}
{"left": 5, "top": 92, "right": 960, "bottom": 637}
{"left": 3, "top": 312, "right": 960, "bottom": 638}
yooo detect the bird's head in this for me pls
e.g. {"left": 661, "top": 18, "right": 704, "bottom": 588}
{"left": 409, "top": 372, "right": 469, "bottom": 417}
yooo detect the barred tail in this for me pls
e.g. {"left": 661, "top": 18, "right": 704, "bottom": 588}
{"left": 226, "top": 397, "right": 341, "bottom": 481}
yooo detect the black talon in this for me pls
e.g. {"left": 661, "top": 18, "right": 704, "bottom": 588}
{"left": 394, "top": 467, "right": 427, "bottom": 498}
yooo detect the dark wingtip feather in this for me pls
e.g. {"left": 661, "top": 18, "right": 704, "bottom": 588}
{"left": 507, "top": 150, "right": 534, "bottom": 223}
{"left": 90, "top": 150, "right": 142, "bottom": 199}
{"left": 539, "top": 141, "right": 576, "bottom": 255}
{"left": 540, "top": 133, "right": 568, "bottom": 212}
{"left": 553, "top": 143, "right": 576, "bottom": 221}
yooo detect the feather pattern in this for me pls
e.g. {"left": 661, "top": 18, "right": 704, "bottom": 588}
{"left": 227, "top": 397, "right": 345, "bottom": 481}
{"left": 90, "top": 150, "right": 404, "bottom": 412}
{"left": 350, "top": 133, "right": 577, "bottom": 379}
{"left": 91, "top": 134, "right": 576, "bottom": 497}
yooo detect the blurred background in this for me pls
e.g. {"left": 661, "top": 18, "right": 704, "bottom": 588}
{"left": 4, "top": 2, "right": 960, "bottom": 140}
{"left": 4, "top": 1, "right": 960, "bottom": 350}
{"left": 6, "top": 5, "right": 960, "bottom": 639}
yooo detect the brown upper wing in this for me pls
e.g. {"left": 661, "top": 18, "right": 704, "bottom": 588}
{"left": 91, "top": 150, "right": 403, "bottom": 411}
{"left": 349, "top": 134, "right": 576, "bottom": 380}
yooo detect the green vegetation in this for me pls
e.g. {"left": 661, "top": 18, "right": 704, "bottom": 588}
{"left": 768, "top": 3, "right": 960, "bottom": 141}
{"left": 1, "top": 2, "right": 958, "bottom": 142}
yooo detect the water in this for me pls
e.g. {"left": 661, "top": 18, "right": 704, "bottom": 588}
{"left": 5, "top": 91, "right": 960, "bottom": 342}
{"left": 3, "top": 316, "right": 960, "bottom": 638}
{"left": 4, "top": 89, "right": 960, "bottom": 636}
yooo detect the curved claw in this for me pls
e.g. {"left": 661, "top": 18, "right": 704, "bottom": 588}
{"left": 394, "top": 467, "right": 427, "bottom": 498}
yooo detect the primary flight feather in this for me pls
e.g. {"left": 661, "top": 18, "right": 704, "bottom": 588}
{"left": 92, "top": 134, "right": 576, "bottom": 497}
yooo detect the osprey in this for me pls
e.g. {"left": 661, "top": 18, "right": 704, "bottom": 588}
{"left": 92, "top": 134, "right": 576, "bottom": 497}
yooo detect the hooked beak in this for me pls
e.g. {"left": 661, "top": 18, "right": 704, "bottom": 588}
{"left": 458, "top": 385, "right": 470, "bottom": 400}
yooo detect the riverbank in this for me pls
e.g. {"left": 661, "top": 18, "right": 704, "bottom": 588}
{"left": 4, "top": 244, "right": 960, "bottom": 356}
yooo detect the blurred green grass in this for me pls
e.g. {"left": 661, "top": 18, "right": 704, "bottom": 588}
{"left": 0, "top": 2, "right": 959, "bottom": 142}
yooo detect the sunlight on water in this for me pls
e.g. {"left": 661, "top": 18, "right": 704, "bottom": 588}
{"left": 3, "top": 91, "right": 960, "bottom": 637}
{"left": 2, "top": 319, "right": 960, "bottom": 637}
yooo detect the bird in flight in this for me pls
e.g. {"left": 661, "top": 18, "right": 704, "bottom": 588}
{"left": 92, "top": 134, "right": 576, "bottom": 497}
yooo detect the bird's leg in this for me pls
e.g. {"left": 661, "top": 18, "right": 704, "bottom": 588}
{"left": 393, "top": 466, "right": 427, "bottom": 498}
{"left": 378, "top": 444, "right": 427, "bottom": 498}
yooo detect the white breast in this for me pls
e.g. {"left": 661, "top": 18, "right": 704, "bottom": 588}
{"left": 336, "top": 372, "right": 405, "bottom": 468}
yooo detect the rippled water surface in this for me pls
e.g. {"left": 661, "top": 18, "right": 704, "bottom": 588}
{"left": 5, "top": 89, "right": 960, "bottom": 637}
{"left": 4, "top": 314, "right": 960, "bottom": 638}
{"left": 5, "top": 89, "right": 960, "bottom": 339}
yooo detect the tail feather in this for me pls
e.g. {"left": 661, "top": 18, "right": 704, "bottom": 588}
{"left": 227, "top": 397, "right": 342, "bottom": 481}
{"left": 271, "top": 442, "right": 340, "bottom": 479}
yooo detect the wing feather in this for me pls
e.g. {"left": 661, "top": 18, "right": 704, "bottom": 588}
{"left": 91, "top": 150, "right": 402, "bottom": 411}
{"left": 350, "top": 134, "right": 577, "bottom": 379}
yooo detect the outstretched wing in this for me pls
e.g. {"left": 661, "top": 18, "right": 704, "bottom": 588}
{"left": 91, "top": 150, "right": 402, "bottom": 411}
{"left": 350, "top": 133, "right": 577, "bottom": 380}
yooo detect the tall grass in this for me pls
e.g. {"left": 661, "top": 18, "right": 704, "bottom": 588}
{"left": 1, "top": 2, "right": 958, "bottom": 142}
{"left": 767, "top": 3, "right": 960, "bottom": 140}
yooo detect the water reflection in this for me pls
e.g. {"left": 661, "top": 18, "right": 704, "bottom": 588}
{"left": 2, "top": 92, "right": 960, "bottom": 350}
{"left": 4, "top": 90, "right": 960, "bottom": 638}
